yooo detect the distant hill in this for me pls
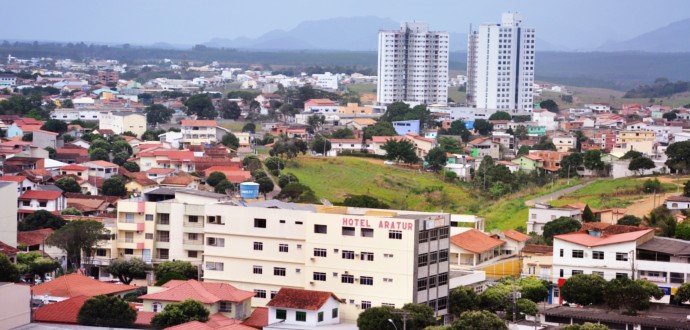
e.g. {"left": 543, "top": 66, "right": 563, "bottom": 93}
{"left": 597, "top": 18, "right": 690, "bottom": 52}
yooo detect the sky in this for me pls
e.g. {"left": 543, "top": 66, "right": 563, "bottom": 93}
{"left": 3, "top": 0, "right": 690, "bottom": 50}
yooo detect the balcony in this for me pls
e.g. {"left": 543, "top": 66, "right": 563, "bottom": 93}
{"left": 183, "top": 239, "right": 203, "bottom": 246}
{"left": 119, "top": 222, "right": 145, "bottom": 232}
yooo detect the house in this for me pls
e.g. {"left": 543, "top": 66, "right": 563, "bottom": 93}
{"left": 144, "top": 168, "right": 176, "bottom": 183}
{"left": 54, "top": 146, "right": 89, "bottom": 164}
{"left": 493, "top": 229, "right": 530, "bottom": 255}
{"left": 327, "top": 138, "right": 372, "bottom": 156}
{"left": 514, "top": 154, "right": 544, "bottom": 172}
{"left": 265, "top": 288, "right": 341, "bottom": 328}
{"left": 32, "top": 273, "right": 138, "bottom": 303}
{"left": 521, "top": 244, "right": 553, "bottom": 282}
{"left": 17, "top": 228, "right": 66, "bottom": 262}
{"left": 83, "top": 160, "right": 119, "bottom": 179}
{"left": 18, "top": 190, "right": 66, "bottom": 217}
{"left": 98, "top": 111, "right": 147, "bottom": 138}
{"left": 526, "top": 204, "right": 581, "bottom": 235}
{"left": 136, "top": 150, "right": 196, "bottom": 172}
{"left": 0, "top": 175, "right": 36, "bottom": 195}
{"left": 0, "top": 241, "right": 20, "bottom": 262}
{"left": 552, "top": 135, "right": 576, "bottom": 152}
{"left": 392, "top": 120, "right": 421, "bottom": 136}
{"left": 166, "top": 314, "right": 257, "bottom": 330}
{"left": 33, "top": 295, "right": 155, "bottom": 328}
{"left": 449, "top": 228, "right": 506, "bottom": 269}
{"left": 203, "top": 166, "right": 252, "bottom": 184}
{"left": 405, "top": 133, "right": 437, "bottom": 158}
{"left": 139, "top": 279, "right": 254, "bottom": 319}
{"left": 80, "top": 176, "right": 105, "bottom": 195}
{"left": 181, "top": 119, "right": 218, "bottom": 146}
{"left": 32, "top": 129, "right": 59, "bottom": 149}
{"left": 124, "top": 173, "right": 159, "bottom": 195}
{"left": 160, "top": 174, "right": 199, "bottom": 189}
{"left": 370, "top": 135, "right": 406, "bottom": 156}
{"left": 159, "top": 131, "right": 184, "bottom": 149}
{"left": 528, "top": 150, "right": 571, "bottom": 173}
{"left": 467, "top": 137, "right": 500, "bottom": 159}
{"left": 339, "top": 103, "right": 375, "bottom": 115}
{"left": 304, "top": 99, "right": 339, "bottom": 114}
{"left": 59, "top": 164, "right": 89, "bottom": 181}
{"left": 666, "top": 196, "right": 690, "bottom": 210}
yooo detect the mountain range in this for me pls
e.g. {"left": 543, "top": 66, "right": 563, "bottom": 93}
{"left": 597, "top": 18, "right": 690, "bottom": 52}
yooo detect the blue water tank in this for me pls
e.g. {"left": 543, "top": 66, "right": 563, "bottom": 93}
{"left": 239, "top": 182, "right": 260, "bottom": 199}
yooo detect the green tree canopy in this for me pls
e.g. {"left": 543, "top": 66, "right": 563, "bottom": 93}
{"left": 277, "top": 182, "right": 317, "bottom": 203}
{"left": 155, "top": 260, "right": 197, "bottom": 280}
{"left": 559, "top": 152, "right": 583, "bottom": 178}
{"left": 561, "top": 274, "right": 607, "bottom": 306}
{"left": 61, "top": 207, "right": 83, "bottom": 216}
{"left": 106, "top": 258, "right": 150, "bottom": 285}
{"left": 438, "top": 137, "right": 462, "bottom": 154}
{"left": 264, "top": 157, "right": 285, "bottom": 171}
{"left": 123, "top": 161, "right": 140, "bottom": 172}
{"left": 331, "top": 128, "right": 355, "bottom": 139}
{"left": 540, "top": 99, "right": 559, "bottom": 113}
{"left": 217, "top": 99, "right": 241, "bottom": 119}
{"left": 206, "top": 171, "right": 227, "bottom": 187}
{"left": 340, "top": 195, "right": 390, "bottom": 209}
{"left": 665, "top": 141, "right": 690, "bottom": 173}
{"left": 489, "top": 111, "right": 511, "bottom": 121}
{"left": 40, "top": 119, "right": 68, "bottom": 134}
{"left": 256, "top": 176, "right": 274, "bottom": 194}
{"left": 363, "top": 121, "right": 397, "bottom": 140}
{"left": 543, "top": 216, "right": 582, "bottom": 244}
{"left": 151, "top": 299, "right": 210, "bottom": 329}
{"left": 78, "top": 295, "right": 136, "bottom": 327}
{"left": 102, "top": 176, "right": 127, "bottom": 197}
{"left": 381, "top": 139, "right": 420, "bottom": 164}
{"left": 221, "top": 132, "right": 239, "bottom": 150}
{"left": 563, "top": 323, "right": 610, "bottom": 330}
{"left": 621, "top": 150, "right": 642, "bottom": 160}
{"left": 242, "top": 155, "right": 262, "bottom": 172}
{"left": 617, "top": 215, "right": 642, "bottom": 226}
{"left": 583, "top": 149, "right": 605, "bottom": 171}
{"left": 184, "top": 94, "right": 217, "bottom": 119}
{"left": 628, "top": 156, "right": 655, "bottom": 175}
{"left": 603, "top": 278, "right": 664, "bottom": 314}
{"left": 55, "top": 176, "right": 82, "bottom": 193}
{"left": 582, "top": 205, "right": 596, "bottom": 222}
{"left": 242, "top": 123, "right": 256, "bottom": 133}
{"left": 18, "top": 210, "right": 67, "bottom": 231}
{"left": 425, "top": 147, "right": 448, "bottom": 172}
{"left": 451, "top": 311, "right": 507, "bottom": 330}
{"left": 278, "top": 173, "right": 299, "bottom": 189}
{"left": 675, "top": 222, "right": 690, "bottom": 240}
{"left": 89, "top": 148, "right": 110, "bottom": 161}
{"left": 0, "top": 254, "right": 20, "bottom": 282}
{"left": 46, "top": 220, "right": 108, "bottom": 270}
{"left": 144, "top": 104, "right": 174, "bottom": 126}
{"left": 214, "top": 179, "right": 235, "bottom": 194}
{"left": 449, "top": 286, "right": 480, "bottom": 316}
{"left": 674, "top": 282, "right": 690, "bottom": 303}
{"left": 310, "top": 137, "right": 332, "bottom": 155}
{"left": 473, "top": 119, "right": 493, "bottom": 136}
{"left": 644, "top": 205, "right": 676, "bottom": 237}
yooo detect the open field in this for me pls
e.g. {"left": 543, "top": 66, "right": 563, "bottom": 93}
{"left": 448, "top": 88, "right": 466, "bottom": 104}
{"left": 548, "top": 178, "right": 677, "bottom": 210}
{"left": 536, "top": 87, "right": 690, "bottom": 109}
{"left": 345, "top": 83, "right": 376, "bottom": 94}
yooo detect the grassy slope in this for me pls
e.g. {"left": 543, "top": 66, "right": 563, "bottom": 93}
{"left": 285, "top": 157, "right": 479, "bottom": 213}
{"left": 548, "top": 178, "right": 676, "bottom": 209}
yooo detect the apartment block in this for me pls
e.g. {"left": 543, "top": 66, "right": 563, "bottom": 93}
{"left": 181, "top": 120, "right": 217, "bottom": 146}
{"left": 98, "top": 111, "right": 147, "bottom": 138}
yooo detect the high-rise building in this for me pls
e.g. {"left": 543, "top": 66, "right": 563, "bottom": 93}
{"left": 377, "top": 22, "right": 449, "bottom": 106}
{"left": 466, "top": 13, "right": 535, "bottom": 114}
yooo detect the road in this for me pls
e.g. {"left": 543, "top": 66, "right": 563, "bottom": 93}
{"left": 524, "top": 180, "right": 596, "bottom": 207}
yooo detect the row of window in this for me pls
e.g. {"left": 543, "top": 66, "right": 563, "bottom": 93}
{"left": 418, "top": 250, "right": 449, "bottom": 266}
{"left": 560, "top": 249, "right": 629, "bottom": 261}
{"left": 417, "top": 273, "right": 449, "bottom": 291}
{"left": 274, "top": 308, "right": 338, "bottom": 322}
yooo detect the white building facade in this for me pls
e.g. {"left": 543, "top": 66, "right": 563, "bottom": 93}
{"left": 377, "top": 22, "right": 449, "bottom": 106}
{"left": 467, "top": 13, "right": 535, "bottom": 113}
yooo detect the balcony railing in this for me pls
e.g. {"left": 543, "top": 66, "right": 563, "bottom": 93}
{"left": 183, "top": 239, "right": 203, "bottom": 245}
{"left": 183, "top": 222, "right": 203, "bottom": 227}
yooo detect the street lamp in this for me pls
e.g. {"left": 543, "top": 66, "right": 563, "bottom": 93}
{"left": 388, "top": 319, "right": 398, "bottom": 330}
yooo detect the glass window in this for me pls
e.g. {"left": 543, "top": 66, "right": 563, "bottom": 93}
{"left": 318, "top": 311, "right": 324, "bottom": 322}
{"left": 279, "top": 244, "right": 288, "bottom": 252}
{"left": 332, "top": 308, "right": 338, "bottom": 318}
{"left": 361, "top": 301, "right": 371, "bottom": 310}
{"left": 361, "top": 228, "right": 374, "bottom": 237}
{"left": 361, "top": 252, "right": 374, "bottom": 261}
{"left": 314, "top": 248, "right": 327, "bottom": 257}
{"left": 418, "top": 253, "right": 428, "bottom": 267}
{"left": 616, "top": 252, "right": 629, "bottom": 261}
{"left": 389, "top": 230, "right": 402, "bottom": 239}
{"left": 572, "top": 250, "right": 584, "bottom": 258}
{"left": 342, "top": 250, "right": 355, "bottom": 259}
{"left": 145, "top": 214, "right": 153, "bottom": 221}
{"left": 254, "top": 218, "right": 266, "bottom": 228}
{"left": 254, "top": 242, "right": 263, "bottom": 251}
{"left": 342, "top": 274, "right": 354, "bottom": 283}
{"left": 314, "top": 224, "right": 327, "bottom": 234}
{"left": 276, "top": 309, "right": 286, "bottom": 320}
{"left": 360, "top": 276, "right": 373, "bottom": 285}
{"left": 296, "top": 311, "right": 307, "bottom": 322}
{"left": 254, "top": 289, "right": 266, "bottom": 298}
{"left": 313, "top": 272, "right": 326, "bottom": 281}
{"left": 342, "top": 227, "right": 355, "bottom": 236}
{"left": 274, "top": 267, "right": 286, "bottom": 276}
{"left": 253, "top": 265, "right": 262, "bottom": 274}
{"left": 592, "top": 251, "right": 604, "bottom": 260}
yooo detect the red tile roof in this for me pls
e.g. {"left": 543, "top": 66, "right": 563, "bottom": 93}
{"left": 161, "top": 175, "right": 196, "bottom": 186}
{"left": 19, "top": 190, "right": 62, "bottom": 201}
{"left": 32, "top": 273, "right": 137, "bottom": 298}
{"left": 242, "top": 307, "right": 268, "bottom": 329}
{"left": 84, "top": 160, "right": 118, "bottom": 168}
{"left": 17, "top": 228, "right": 54, "bottom": 246}
{"left": 450, "top": 229, "right": 505, "bottom": 254}
{"left": 135, "top": 311, "right": 156, "bottom": 327}
{"left": 139, "top": 279, "right": 254, "bottom": 304}
{"left": 0, "top": 240, "right": 20, "bottom": 255}
{"left": 266, "top": 288, "right": 339, "bottom": 311}
{"left": 522, "top": 244, "right": 553, "bottom": 255}
{"left": 554, "top": 229, "right": 654, "bottom": 248}
{"left": 34, "top": 129, "right": 59, "bottom": 136}
{"left": 181, "top": 119, "right": 217, "bottom": 127}
{"left": 61, "top": 164, "right": 89, "bottom": 171}
{"left": 145, "top": 168, "right": 176, "bottom": 175}
{"left": 34, "top": 295, "right": 89, "bottom": 324}
{"left": 0, "top": 175, "right": 27, "bottom": 183}
{"left": 502, "top": 229, "right": 530, "bottom": 242}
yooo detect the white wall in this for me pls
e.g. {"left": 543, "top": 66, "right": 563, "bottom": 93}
{"left": 0, "top": 182, "right": 17, "bottom": 246}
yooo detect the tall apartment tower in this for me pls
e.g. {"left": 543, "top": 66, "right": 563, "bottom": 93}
{"left": 377, "top": 22, "right": 449, "bottom": 106}
{"left": 466, "top": 13, "right": 535, "bottom": 113}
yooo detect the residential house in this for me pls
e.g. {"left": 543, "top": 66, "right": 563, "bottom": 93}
{"left": 614, "top": 130, "right": 656, "bottom": 155}
{"left": 528, "top": 150, "right": 571, "bottom": 173}
{"left": 521, "top": 244, "right": 553, "bottom": 282}
{"left": 514, "top": 154, "right": 544, "bottom": 172}
{"left": 32, "top": 273, "right": 137, "bottom": 304}
{"left": 98, "top": 111, "right": 147, "bottom": 138}
{"left": 181, "top": 120, "right": 217, "bottom": 146}
{"left": 369, "top": 135, "right": 406, "bottom": 156}
{"left": 327, "top": 138, "right": 371, "bottom": 156}
{"left": 666, "top": 196, "right": 690, "bottom": 210}
{"left": 450, "top": 228, "right": 507, "bottom": 271}
{"left": 203, "top": 166, "right": 251, "bottom": 184}
{"left": 0, "top": 175, "right": 36, "bottom": 196}
{"left": 526, "top": 204, "right": 581, "bottom": 235}
{"left": 17, "top": 228, "right": 66, "bottom": 262}
{"left": 552, "top": 135, "right": 576, "bottom": 152}
{"left": 18, "top": 190, "right": 66, "bottom": 218}
{"left": 493, "top": 229, "right": 530, "bottom": 255}
{"left": 144, "top": 168, "right": 176, "bottom": 183}
{"left": 339, "top": 103, "right": 375, "bottom": 115}
{"left": 83, "top": 160, "right": 119, "bottom": 179}
{"left": 136, "top": 150, "right": 196, "bottom": 172}
{"left": 159, "top": 131, "right": 183, "bottom": 149}
{"left": 124, "top": 173, "right": 159, "bottom": 195}
{"left": 405, "top": 133, "right": 437, "bottom": 159}
{"left": 467, "top": 137, "right": 500, "bottom": 159}
{"left": 160, "top": 174, "right": 199, "bottom": 189}
{"left": 392, "top": 120, "right": 421, "bottom": 136}
{"left": 304, "top": 99, "right": 339, "bottom": 114}
{"left": 32, "top": 130, "right": 59, "bottom": 149}
{"left": 59, "top": 164, "right": 89, "bottom": 181}
{"left": 265, "top": 288, "right": 341, "bottom": 328}
{"left": 54, "top": 146, "right": 89, "bottom": 164}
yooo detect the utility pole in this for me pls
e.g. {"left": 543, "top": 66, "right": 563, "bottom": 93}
{"left": 390, "top": 310, "right": 410, "bottom": 330}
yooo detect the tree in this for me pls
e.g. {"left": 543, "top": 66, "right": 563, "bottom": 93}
{"left": 123, "top": 162, "right": 140, "bottom": 172}
{"left": 151, "top": 299, "right": 210, "bottom": 329}
{"left": 438, "top": 137, "right": 462, "bottom": 154}
{"left": 583, "top": 150, "right": 605, "bottom": 172}
{"left": 400, "top": 303, "right": 435, "bottom": 330}
{"left": 144, "top": 104, "right": 174, "bottom": 126}
{"left": 473, "top": 119, "right": 493, "bottom": 136}
{"left": 519, "top": 277, "right": 550, "bottom": 303}
{"left": 559, "top": 153, "right": 583, "bottom": 178}
{"left": 621, "top": 150, "right": 643, "bottom": 160}
{"left": 55, "top": 176, "right": 81, "bottom": 193}
{"left": 242, "top": 155, "right": 262, "bottom": 172}
{"left": 155, "top": 272, "right": 187, "bottom": 286}
{"left": 257, "top": 177, "right": 274, "bottom": 194}
{"left": 89, "top": 148, "right": 109, "bottom": 161}
{"left": 277, "top": 182, "right": 317, "bottom": 203}
{"left": 381, "top": 139, "right": 420, "bottom": 164}
{"left": 310, "top": 137, "right": 332, "bottom": 155}
{"left": 155, "top": 260, "right": 197, "bottom": 280}
{"left": 357, "top": 306, "right": 395, "bottom": 330}
{"left": 46, "top": 220, "right": 108, "bottom": 270}
{"left": 44, "top": 147, "right": 56, "bottom": 159}
{"left": 563, "top": 323, "right": 610, "bottom": 330}
{"left": 122, "top": 131, "right": 137, "bottom": 137}
{"left": 644, "top": 206, "right": 676, "bottom": 237}
{"left": 582, "top": 205, "right": 596, "bottom": 222}
{"left": 674, "top": 282, "right": 690, "bottom": 303}
{"left": 540, "top": 99, "right": 559, "bottom": 113}
{"left": 517, "top": 145, "right": 530, "bottom": 156}
{"left": 516, "top": 298, "right": 538, "bottom": 320}
{"left": 217, "top": 99, "right": 241, "bottom": 119}
{"left": 40, "top": 119, "right": 68, "bottom": 134}
{"left": 269, "top": 138, "right": 309, "bottom": 159}
{"left": 112, "top": 140, "right": 133, "bottom": 156}
{"left": 184, "top": 94, "right": 217, "bottom": 119}
{"left": 643, "top": 178, "right": 662, "bottom": 193}
{"left": 663, "top": 111, "right": 678, "bottom": 121}
{"left": 102, "top": 176, "right": 127, "bottom": 197}
{"left": 604, "top": 278, "right": 664, "bottom": 315}
{"left": 214, "top": 179, "right": 234, "bottom": 194}
{"left": 221, "top": 133, "right": 239, "bottom": 150}
{"left": 665, "top": 141, "right": 690, "bottom": 173}
{"left": 28, "top": 257, "right": 60, "bottom": 281}
{"left": 617, "top": 215, "right": 642, "bottom": 226}
{"left": 331, "top": 128, "right": 355, "bottom": 139}
{"left": 488, "top": 111, "right": 511, "bottom": 121}
{"left": 628, "top": 156, "right": 655, "bottom": 175}
{"left": 363, "top": 121, "right": 397, "bottom": 139}
{"left": 206, "top": 171, "right": 227, "bottom": 187}
{"left": 425, "top": 147, "right": 448, "bottom": 172}
{"left": 451, "top": 311, "right": 507, "bottom": 330}
{"left": 543, "top": 216, "right": 582, "bottom": 245}
{"left": 341, "top": 195, "right": 390, "bottom": 209}
{"left": 18, "top": 210, "right": 67, "bottom": 231}
{"left": 479, "top": 286, "right": 509, "bottom": 311}
{"left": 561, "top": 274, "right": 607, "bottom": 306}
{"left": 278, "top": 173, "right": 299, "bottom": 189}
{"left": 106, "top": 258, "right": 149, "bottom": 285}
{"left": 62, "top": 99, "right": 74, "bottom": 108}
{"left": 61, "top": 207, "right": 83, "bottom": 216}
{"left": 242, "top": 123, "right": 256, "bottom": 133}
{"left": 78, "top": 295, "right": 136, "bottom": 327}
{"left": 449, "top": 286, "right": 480, "bottom": 316}
{"left": 264, "top": 157, "right": 285, "bottom": 171}
{"left": 0, "top": 254, "right": 20, "bottom": 282}
{"left": 307, "top": 114, "right": 325, "bottom": 133}
{"left": 112, "top": 151, "right": 130, "bottom": 166}
{"left": 675, "top": 222, "right": 690, "bottom": 240}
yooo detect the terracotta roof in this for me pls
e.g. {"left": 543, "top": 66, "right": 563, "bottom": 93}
{"left": 242, "top": 307, "right": 268, "bottom": 329}
{"left": 371, "top": 135, "right": 405, "bottom": 143}
{"left": 19, "top": 190, "right": 62, "bottom": 201}
{"left": 135, "top": 311, "right": 156, "bottom": 327}
{"left": 555, "top": 228, "right": 654, "bottom": 248}
{"left": 84, "top": 160, "right": 118, "bottom": 168}
{"left": 139, "top": 279, "right": 254, "bottom": 304}
{"left": 145, "top": 168, "right": 176, "bottom": 175}
{"left": 82, "top": 176, "right": 106, "bottom": 189}
{"left": 468, "top": 137, "right": 491, "bottom": 145}
{"left": 181, "top": 119, "right": 217, "bottom": 127}
{"left": 0, "top": 175, "right": 27, "bottom": 183}
{"left": 266, "top": 288, "right": 339, "bottom": 311}
{"left": 61, "top": 164, "right": 88, "bottom": 171}
{"left": 166, "top": 320, "right": 256, "bottom": 330}
{"left": 666, "top": 196, "right": 690, "bottom": 202}
{"left": 18, "top": 228, "right": 54, "bottom": 246}
{"left": 450, "top": 229, "right": 505, "bottom": 254}
{"left": 161, "top": 175, "right": 196, "bottom": 186}
{"left": 34, "top": 295, "right": 89, "bottom": 324}
{"left": 502, "top": 229, "right": 530, "bottom": 242}
{"left": 522, "top": 244, "right": 553, "bottom": 255}
{"left": 32, "top": 273, "right": 137, "bottom": 298}
{"left": 0, "top": 240, "right": 20, "bottom": 255}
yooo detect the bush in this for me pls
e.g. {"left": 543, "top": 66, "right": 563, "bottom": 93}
{"left": 337, "top": 150, "right": 386, "bottom": 159}
{"left": 206, "top": 171, "right": 226, "bottom": 187}
{"left": 278, "top": 173, "right": 299, "bottom": 188}
{"left": 77, "top": 295, "right": 136, "bottom": 327}
{"left": 264, "top": 157, "right": 285, "bottom": 171}
{"left": 155, "top": 272, "right": 187, "bottom": 286}
{"left": 270, "top": 169, "right": 280, "bottom": 177}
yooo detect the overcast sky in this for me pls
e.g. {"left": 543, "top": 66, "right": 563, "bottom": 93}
{"left": 3, "top": 0, "right": 689, "bottom": 50}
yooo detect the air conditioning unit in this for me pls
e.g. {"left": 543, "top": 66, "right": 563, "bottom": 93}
{"left": 344, "top": 270, "right": 349, "bottom": 274}
{"left": 355, "top": 304, "right": 360, "bottom": 308}
{"left": 355, "top": 254, "right": 360, "bottom": 257}
{"left": 309, "top": 281, "right": 314, "bottom": 285}
{"left": 310, "top": 257, "right": 315, "bottom": 261}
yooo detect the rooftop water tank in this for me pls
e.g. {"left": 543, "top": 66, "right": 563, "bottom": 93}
{"left": 239, "top": 182, "right": 260, "bottom": 199}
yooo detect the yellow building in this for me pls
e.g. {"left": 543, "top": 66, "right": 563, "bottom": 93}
{"left": 98, "top": 111, "right": 147, "bottom": 138}
{"left": 338, "top": 103, "right": 374, "bottom": 114}
{"left": 181, "top": 119, "right": 217, "bottom": 146}
{"left": 616, "top": 130, "right": 655, "bottom": 144}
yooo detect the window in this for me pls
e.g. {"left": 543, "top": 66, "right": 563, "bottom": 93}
{"left": 314, "top": 224, "right": 327, "bottom": 234}
{"left": 254, "top": 242, "right": 263, "bottom": 251}
{"left": 188, "top": 215, "right": 199, "bottom": 223}
{"left": 592, "top": 251, "right": 604, "bottom": 260}
{"left": 188, "top": 233, "right": 198, "bottom": 240}
{"left": 342, "top": 250, "right": 355, "bottom": 259}
{"left": 208, "top": 215, "right": 223, "bottom": 224}
{"left": 572, "top": 270, "right": 583, "bottom": 275}
{"left": 125, "top": 213, "right": 134, "bottom": 223}
{"left": 361, "top": 301, "right": 371, "bottom": 310}
{"left": 145, "top": 233, "right": 153, "bottom": 240}
{"left": 207, "top": 237, "right": 224, "bottom": 247}
{"left": 22, "top": 201, "right": 30, "bottom": 207}
{"left": 296, "top": 311, "right": 307, "bottom": 322}
{"left": 318, "top": 311, "right": 324, "bottom": 322}
{"left": 332, "top": 308, "right": 338, "bottom": 318}
{"left": 616, "top": 273, "right": 628, "bottom": 279}
{"left": 96, "top": 249, "right": 107, "bottom": 257}
{"left": 438, "top": 272, "right": 448, "bottom": 286}
{"left": 418, "top": 253, "right": 428, "bottom": 267}
{"left": 274, "top": 267, "right": 286, "bottom": 276}
{"left": 342, "top": 274, "right": 354, "bottom": 283}
{"left": 384, "top": 253, "right": 394, "bottom": 258}
{"left": 188, "top": 251, "right": 198, "bottom": 258}
{"left": 616, "top": 252, "right": 629, "bottom": 261}
{"left": 439, "top": 249, "right": 449, "bottom": 262}
{"left": 253, "top": 265, "right": 262, "bottom": 274}
{"left": 124, "top": 248, "right": 133, "bottom": 255}
{"left": 254, "top": 218, "right": 266, "bottom": 228}
{"left": 383, "top": 278, "right": 393, "bottom": 283}
{"left": 219, "top": 301, "right": 232, "bottom": 312}
{"left": 152, "top": 302, "right": 162, "bottom": 312}
{"left": 254, "top": 289, "right": 266, "bottom": 298}
{"left": 145, "top": 214, "right": 153, "bottom": 221}
{"left": 389, "top": 230, "right": 402, "bottom": 239}
{"left": 419, "top": 231, "right": 429, "bottom": 243}
{"left": 39, "top": 201, "right": 47, "bottom": 207}
{"left": 279, "top": 244, "right": 288, "bottom": 252}
{"left": 342, "top": 227, "right": 355, "bottom": 236}
{"left": 206, "top": 261, "right": 224, "bottom": 271}
{"left": 157, "top": 213, "right": 170, "bottom": 225}
{"left": 559, "top": 269, "right": 564, "bottom": 277}
{"left": 279, "top": 220, "right": 286, "bottom": 223}
{"left": 314, "top": 248, "right": 327, "bottom": 257}
{"left": 361, "top": 252, "right": 374, "bottom": 261}
{"left": 559, "top": 249, "right": 564, "bottom": 257}
{"left": 313, "top": 272, "right": 326, "bottom": 281}
{"left": 428, "top": 275, "right": 437, "bottom": 288}
{"left": 360, "top": 276, "right": 373, "bottom": 285}
{"left": 275, "top": 309, "right": 286, "bottom": 319}
{"left": 429, "top": 252, "right": 438, "bottom": 264}
{"left": 429, "top": 229, "right": 438, "bottom": 241}
{"left": 295, "top": 221, "right": 303, "bottom": 225}
{"left": 572, "top": 250, "right": 584, "bottom": 258}
{"left": 361, "top": 228, "right": 374, "bottom": 237}
{"left": 439, "top": 227, "right": 449, "bottom": 239}
{"left": 271, "top": 291, "right": 278, "bottom": 299}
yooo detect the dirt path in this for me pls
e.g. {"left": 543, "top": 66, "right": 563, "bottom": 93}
{"left": 625, "top": 192, "right": 677, "bottom": 217}
{"left": 524, "top": 180, "right": 596, "bottom": 207}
